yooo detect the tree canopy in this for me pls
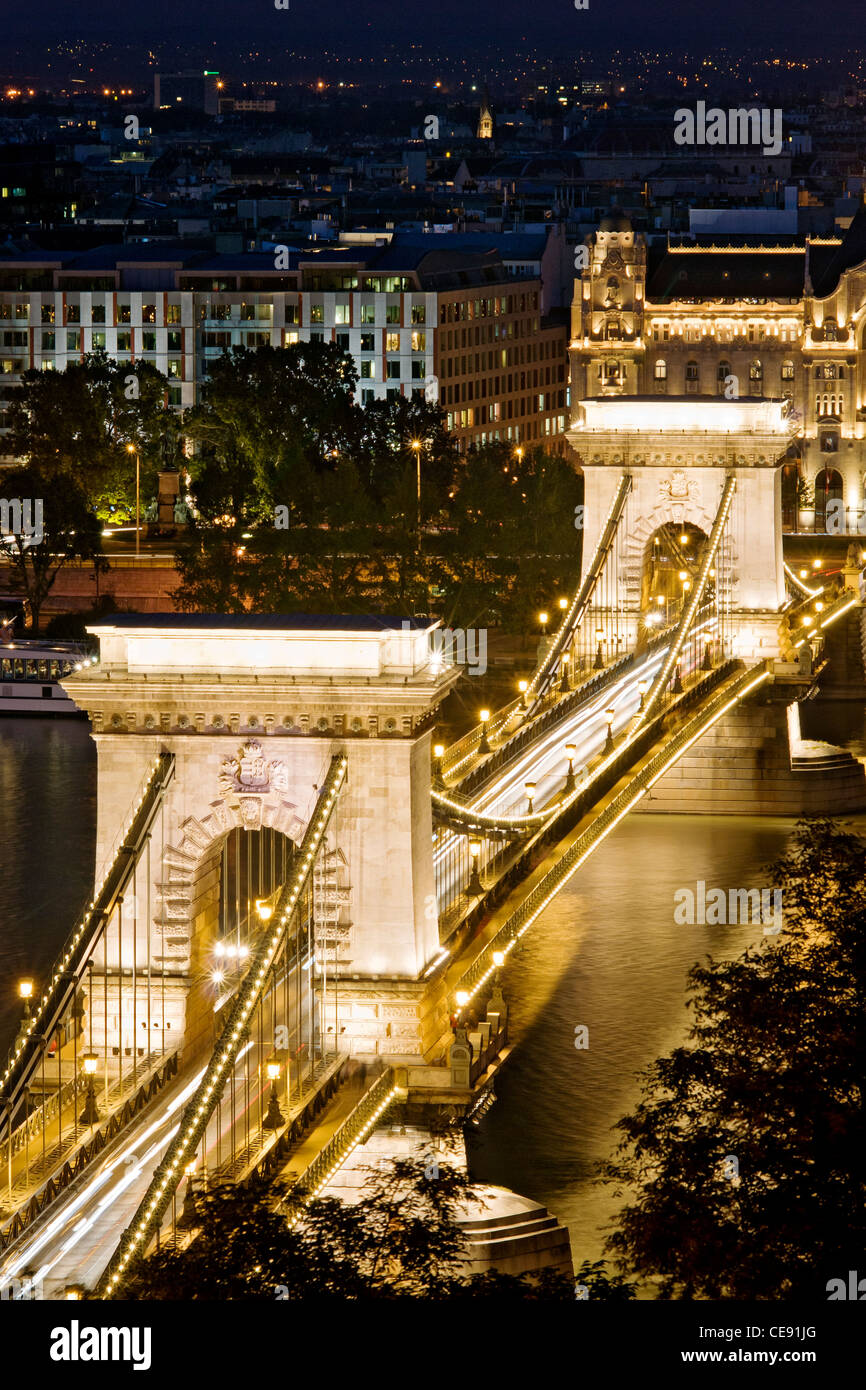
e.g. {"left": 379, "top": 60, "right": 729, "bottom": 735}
{"left": 601, "top": 819, "right": 865, "bottom": 1300}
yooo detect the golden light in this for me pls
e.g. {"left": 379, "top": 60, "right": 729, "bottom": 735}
{"left": 605, "top": 707, "right": 615, "bottom": 724}
{"left": 492, "top": 950, "right": 505, "bottom": 968}
{"left": 539, "top": 611, "right": 549, "bottom": 626}
{"left": 524, "top": 780, "right": 536, "bottom": 797}
{"left": 679, "top": 533, "right": 688, "bottom": 544}
{"left": 433, "top": 743, "right": 445, "bottom": 759}
{"left": 518, "top": 679, "right": 528, "bottom": 694}
{"left": 802, "top": 614, "right": 814, "bottom": 627}
{"left": 812, "top": 558, "right": 822, "bottom": 569}
{"left": 515, "top": 446, "right": 524, "bottom": 460}
{"left": 565, "top": 742, "right": 576, "bottom": 758}
{"left": 82, "top": 1053, "right": 98, "bottom": 1076}
{"left": 596, "top": 626, "right": 604, "bottom": 638}
{"left": 480, "top": 708, "right": 490, "bottom": 723}
{"left": 126, "top": 442, "right": 136, "bottom": 453}
{"left": 455, "top": 990, "right": 470, "bottom": 1007}
{"left": 799, "top": 568, "right": 808, "bottom": 578}
{"left": 656, "top": 595, "right": 664, "bottom": 606}
{"left": 211, "top": 968, "right": 225, "bottom": 986}
{"left": 255, "top": 898, "right": 273, "bottom": 922}
{"left": 185, "top": 1161, "right": 196, "bottom": 1176}
{"left": 410, "top": 438, "right": 421, "bottom": 451}
{"left": 266, "top": 1060, "right": 280, "bottom": 1082}
{"left": 678, "top": 570, "right": 688, "bottom": 582}
{"left": 468, "top": 839, "right": 481, "bottom": 861}
{"left": 814, "top": 600, "right": 825, "bottom": 613}
{"left": 558, "top": 597, "right": 568, "bottom": 610}
{"left": 18, "top": 979, "right": 33, "bottom": 1000}
{"left": 638, "top": 680, "right": 648, "bottom": 694}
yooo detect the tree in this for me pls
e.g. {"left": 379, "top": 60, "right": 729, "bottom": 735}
{"left": 5, "top": 352, "right": 175, "bottom": 520}
{"left": 117, "top": 1155, "right": 575, "bottom": 1301}
{"left": 601, "top": 820, "right": 866, "bottom": 1299}
{"left": 0, "top": 467, "right": 103, "bottom": 631}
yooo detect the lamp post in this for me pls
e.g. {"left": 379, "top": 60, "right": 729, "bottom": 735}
{"left": 262, "top": 1059, "right": 285, "bottom": 1130}
{"left": 564, "top": 743, "right": 577, "bottom": 793}
{"left": 604, "top": 707, "right": 615, "bottom": 753}
{"left": 126, "top": 443, "right": 141, "bottom": 559}
{"left": 466, "top": 839, "right": 483, "bottom": 897}
{"left": 524, "top": 780, "right": 536, "bottom": 815}
{"left": 557, "top": 596, "right": 568, "bottom": 614}
{"left": 410, "top": 438, "right": 422, "bottom": 539}
{"left": 672, "top": 663, "right": 683, "bottom": 694}
{"left": 79, "top": 1053, "right": 100, "bottom": 1127}
{"left": 255, "top": 898, "right": 274, "bottom": 924}
{"left": 594, "top": 627, "right": 605, "bottom": 670}
{"left": 538, "top": 610, "right": 549, "bottom": 639}
{"left": 177, "top": 1161, "right": 200, "bottom": 1229}
{"left": 637, "top": 679, "right": 648, "bottom": 712}
{"left": 702, "top": 640, "right": 713, "bottom": 671}
{"left": 518, "top": 679, "right": 528, "bottom": 709}
{"left": 433, "top": 742, "right": 445, "bottom": 785}
{"left": 478, "top": 708, "right": 491, "bottom": 756}
{"left": 14, "top": 978, "right": 33, "bottom": 1050}
{"left": 559, "top": 651, "right": 571, "bottom": 694}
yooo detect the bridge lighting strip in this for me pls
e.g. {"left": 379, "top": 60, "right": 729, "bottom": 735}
{"left": 783, "top": 562, "right": 823, "bottom": 599}
{"left": 453, "top": 665, "right": 771, "bottom": 1012}
{"left": 431, "top": 788, "right": 550, "bottom": 831}
{"left": 793, "top": 594, "right": 859, "bottom": 647}
{"left": 286, "top": 1086, "right": 400, "bottom": 1224}
{"left": 0, "top": 755, "right": 169, "bottom": 1098}
{"left": 635, "top": 474, "right": 735, "bottom": 730}
{"left": 100, "top": 756, "right": 348, "bottom": 1298}
{"left": 443, "top": 474, "right": 631, "bottom": 778}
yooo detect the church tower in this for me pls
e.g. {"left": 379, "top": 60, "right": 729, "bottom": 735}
{"left": 477, "top": 86, "right": 494, "bottom": 140}
{"left": 570, "top": 208, "right": 647, "bottom": 401}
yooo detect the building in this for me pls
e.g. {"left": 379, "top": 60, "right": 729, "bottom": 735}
{"left": 153, "top": 71, "right": 220, "bottom": 116}
{"left": 0, "top": 237, "right": 569, "bottom": 457}
{"left": 569, "top": 206, "right": 866, "bottom": 531}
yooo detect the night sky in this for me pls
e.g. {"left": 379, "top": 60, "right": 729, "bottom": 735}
{"left": 3, "top": 0, "right": 863, "bottom": 53}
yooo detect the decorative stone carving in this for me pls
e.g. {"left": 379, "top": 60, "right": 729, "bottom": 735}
{"left": 219, "top": 739, "right": 289, "bottom": 795}
{"left": 659, "top": 469, "right": 699, "bottom": 503}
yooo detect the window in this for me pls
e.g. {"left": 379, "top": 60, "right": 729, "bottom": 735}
{"left": 42, "top": 306, "right": 55, "bottom": 324}
{"left": 166, "top": 304, "right": 181, "bottom": 325}
{"left": 411, "top": 360, "right": 424, "bottom": 379}
{"left": 360, "top": 333, "right": 375, "bottom": 352}
{"left": 335, "top": 331, "right": 349, "bottom": 350}
{"left": 386, "top": 332, "right": 400, "bottom": 352}
{"left": 284, "top": 304, "right": 298, "bottom": 325}
{"left": 411, "top": 331, "right": 426, "bottom": 352}
{"left": 142, "top": 303, "right": 156, "bottom": 324}
{"left": 411, "top": 304, "right": 425, "bottom": 325}
{"left": 42, "top": 331, "right": 55, "bottom": 350}
{"left": 334, "top": 303, "right": 350, "bottom": 325}
{"left": 92, "top": 331, "right": 106, "bottom": 349}
{"left": 685, "top": 359, "right": 699, "bottom": 392}
{"left": 310, "top": 303, "right": 324, "bottom": 324}
{"left": 385, "top": 304, "right": 400, "bottom": 325}
{"left": 142, "top": 331, "right": 157, "bottom": 352}
{"left": 67, "top": 330, "right": 81, "bottom": 351}
{"left": 117, "top": 305, "right": 131, "bottom": 324}
{"left": 823, "top": 322, "right": 838, "bottom": 341}
{"left": 167, "top": 330, "right": 182, "bottom": 352}
{"left": 360, "top": 304, "right": 376, "bottom": 324}
{"left": 284, "top": 330, "right": 299, "bottom": 345}
{"left": 360, "top": 360, "right": 374, "bottom": 379}
{"left": 781, "top": 359, "right": 795, "bottom": 381}
{"left": 92, "top": 304, "right": 106, "bottom": 324}
{"left": 749, "top": 359, "right": 763, "bottom": 395}
{"left": 717, "top": 360, "right": 731, "bottom": 395}
{"left": 362, "top": 388, "right": 375, "bottom": 405}
{"left": 821, "top": 363, "right": 837, "bottom": 380}
{"left": 66, "top": 304, "right": 80, "bottom": 324}
{"left": 386, "top": 360, "right": 401, "bottom": 380}
{"left": 167, "top": 359, "right": 181, "bottom": 378}
{"left": 653, "top": 359, "right": 667, "bottom": 393}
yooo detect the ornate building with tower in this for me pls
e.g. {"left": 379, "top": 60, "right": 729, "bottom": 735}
{"left": 570, "top": 207, "right": 866, "bottom": 533}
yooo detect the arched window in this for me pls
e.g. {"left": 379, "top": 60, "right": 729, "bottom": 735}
{"left": 717, "top": 360, "right": 731, "bottom": 395}
{"left": 605, "top": 320, "right": 621, "bottom": 340}
{"left": 749, "top": 359, "right": 763, "bottom": 395}
{"left": 685, "top": 359, "right": 699, "bottom": 392}
{"left": 781, "top": 359, "right": 794, "bottom": 381}
{"left": 824, "top": 322, "right": 838, "bottom": 341}
{"left": 654, "top": 358, "right": 667, "bottom": 393}
{"left": 815, "top": 466, "right": 842, "bottom": 530}
{"left": 606, "top": 360, "right": 621, "bottom": 380}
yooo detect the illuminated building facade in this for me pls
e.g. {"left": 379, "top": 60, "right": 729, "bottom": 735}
{"left": 570, "top": 208, "right": 866, "bottom": 532}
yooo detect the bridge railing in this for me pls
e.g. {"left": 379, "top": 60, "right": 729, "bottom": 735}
{"left": 279, "top": 1066, "right": 400, "bottom": 1212}
{"left": 451, "top": 660, "right": 768, "bottom": 1007}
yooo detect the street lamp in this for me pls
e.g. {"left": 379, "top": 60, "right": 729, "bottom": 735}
{"left": 524, "top": 780, "right": 536, "bottom": 814}
{"left": 557, "top": 597, "right": 568, "bottom": 612}
{"left": 515, "top": 445, "right": 524, "bottom": 462}
{"left": 538, "top": 610, "right": 549, "bottom": 638}
{"left": 177, "top": 1160, "right": 200, "bottom": 1229}
{"left": 594, "top": 627, "right": 605, "bottom": 670}
{"left": 79, "top": 1053, "right": 100, "bottom": 1126}
{"left": 564, "top": 742, "right": 577, "bottom": 793}
{"left": 255, "top": 898, "right": 274, "bottom": 923}
{"left": 637, "top": 679, "right": 648, "bottom": 712}
{"left": 672, "top": 663, "right": 684, "bottom": 694}
{"left": 604, "top": 708, "right": 615, "bottom": 753}
{"left": 559, "top": 651, "right": 571, "bottom": 693}
{"left": 14, "top": 978, "right": 33, "bottom": 1049}
{"left": 702, "top": 640, "right": 713, "bottom": 671}
{"left": 433, "top": 742, "right": 445, "bottom": 783}
{"left": 262, "top": 1059, "right": 285, "bottom": 1130}
{"left": 126, "top": 442, "right": 141, "bottom": 559}
{"left": 410, "top": 438, "right": 422, "bottom": 540}
{"left": 518, "top": 679, "right": 529, "bottom": 709}
{"left": 478, "top": 708, "right": 492, "bottom": 756}
{"left": 466, "top": 839, "right": 483, "bottom": 896}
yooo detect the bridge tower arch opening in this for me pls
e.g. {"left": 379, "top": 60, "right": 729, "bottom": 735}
{"left": 641, "top": 520, "right": 710, "bottom": 627}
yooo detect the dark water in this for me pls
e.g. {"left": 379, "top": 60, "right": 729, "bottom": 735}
{"left": 465, "top": 814, "right": 795, "bottom": 1269}
{"left": 0, "top": 720, "right": 96, "bottom": 1051}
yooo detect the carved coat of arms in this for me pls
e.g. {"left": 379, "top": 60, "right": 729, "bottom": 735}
{"left": 659, "top": 469, "right": 698, "bottom": 503}
{"left": 219, "top": 740, "right": 289, "bottom": 795}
